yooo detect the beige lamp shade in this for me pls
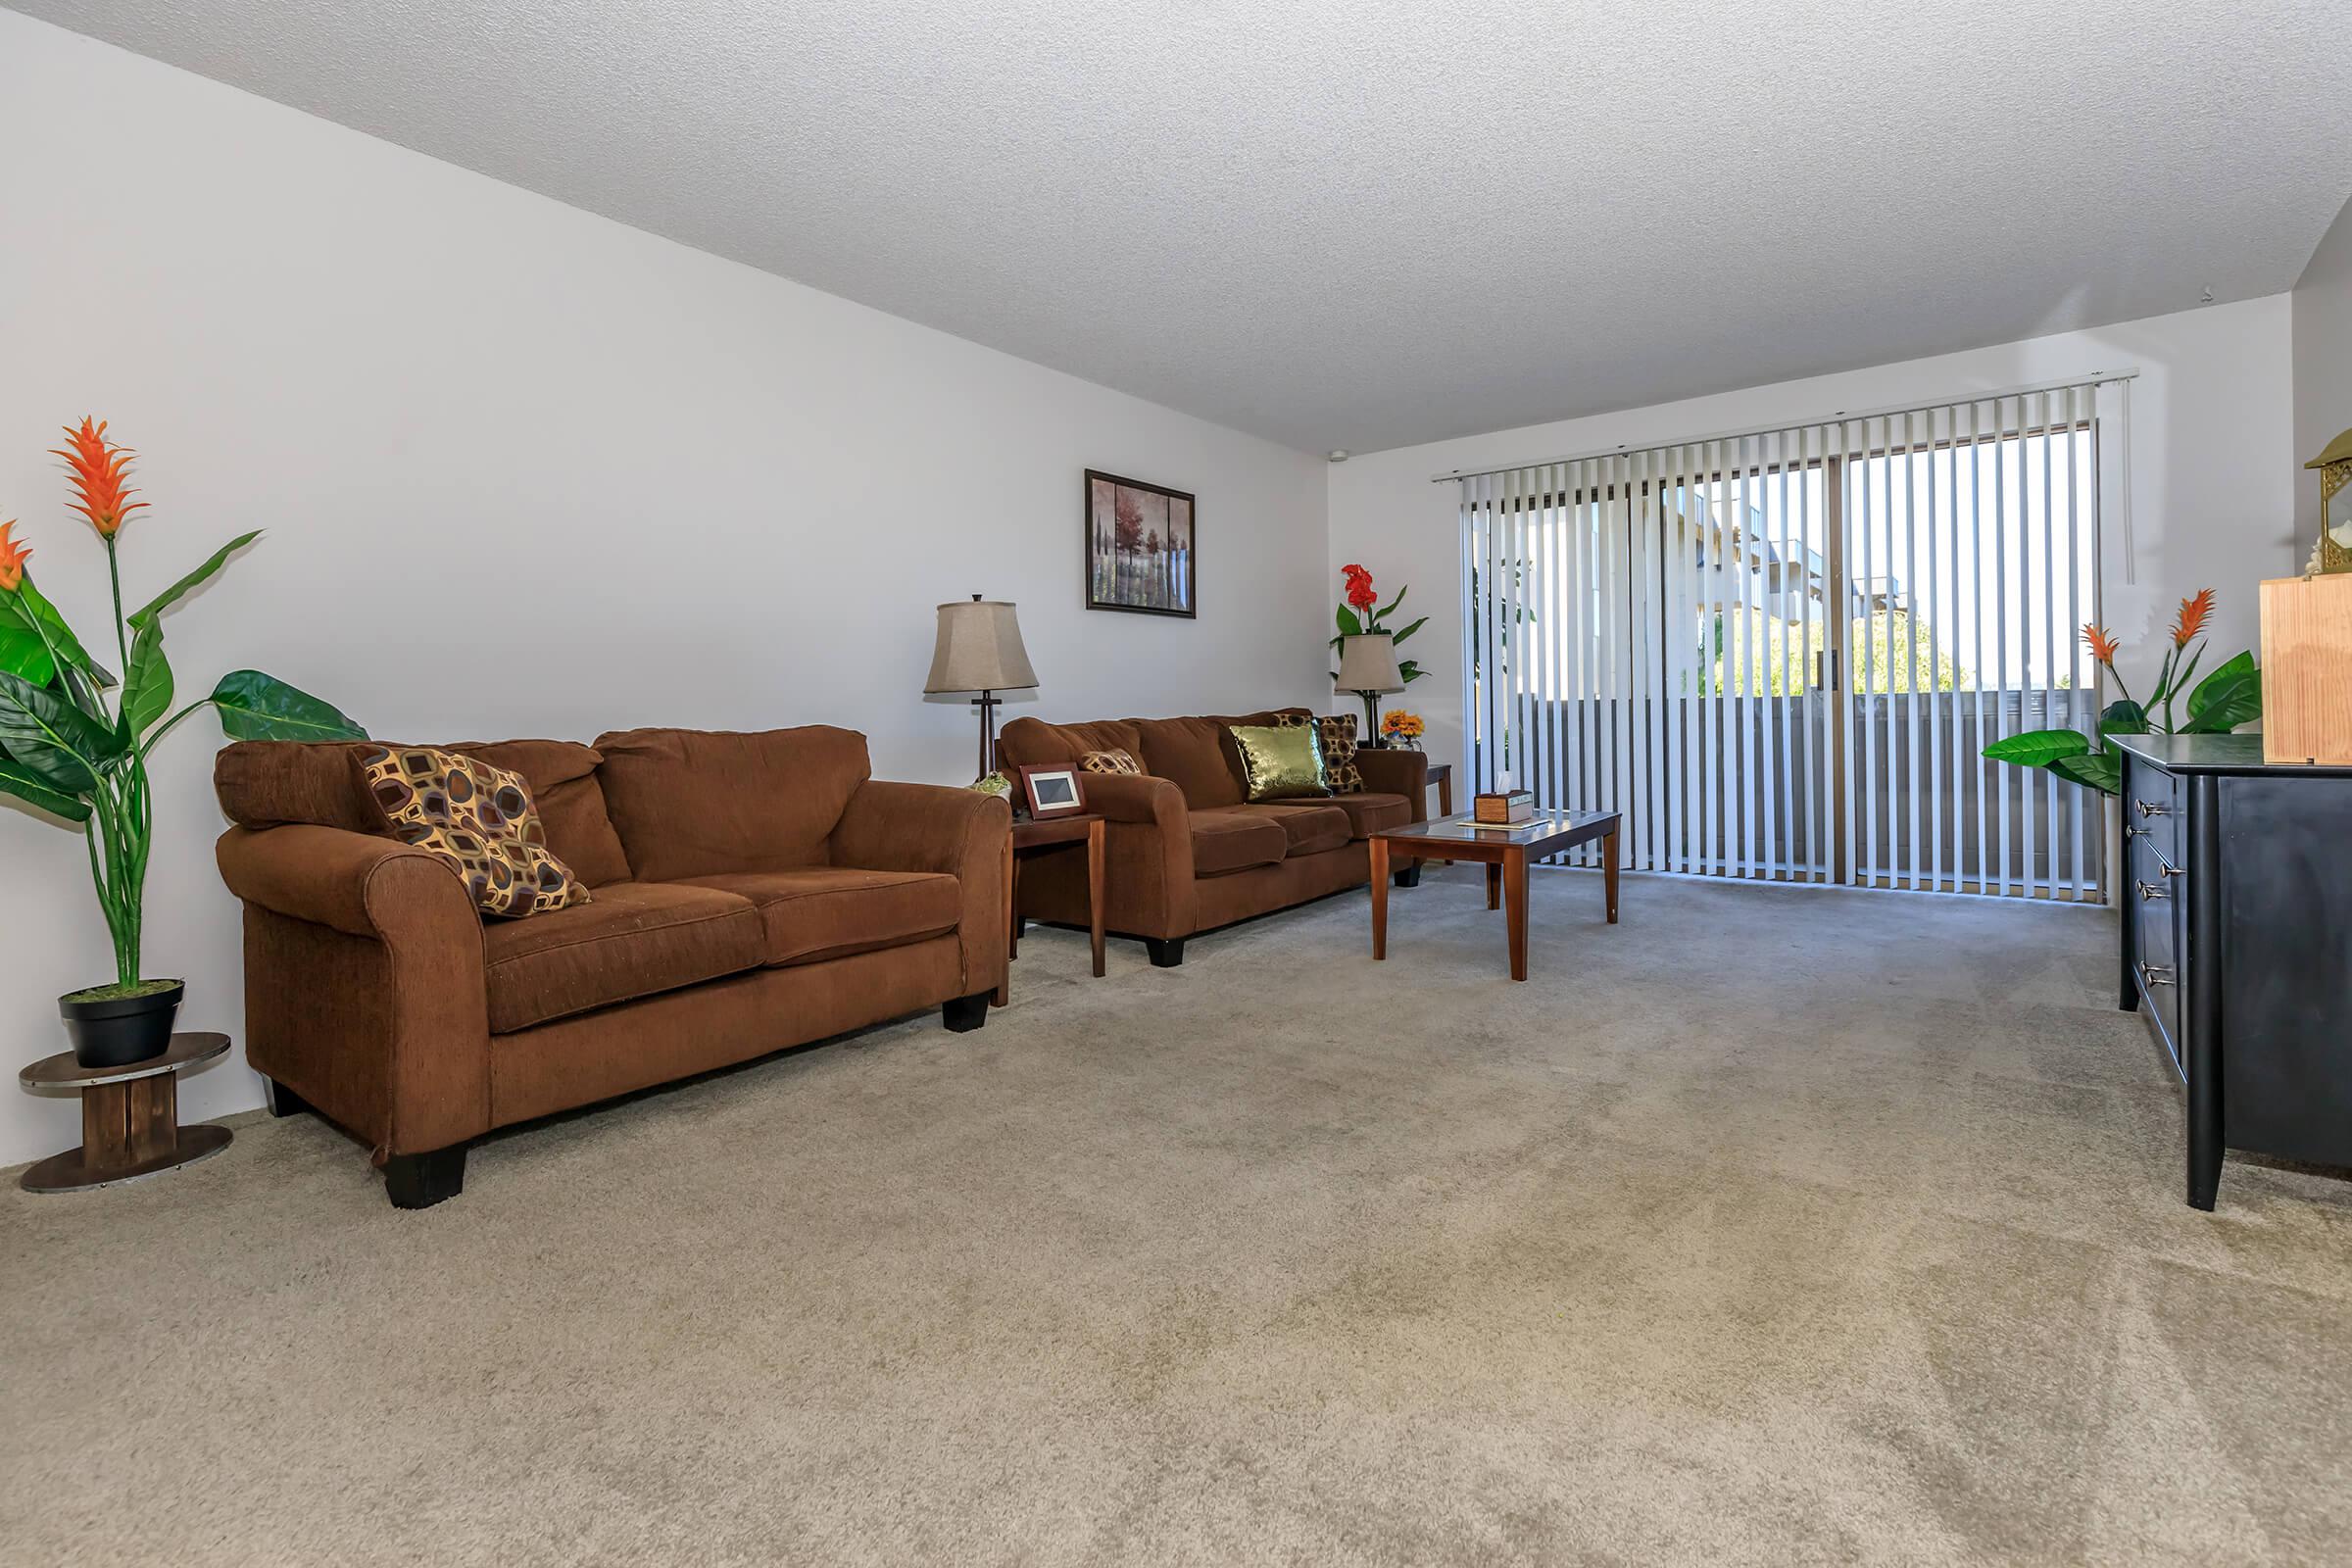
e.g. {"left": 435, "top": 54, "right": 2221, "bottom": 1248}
{"left": 924, "top": 597, "right": 1038, "bottom": 693}
{"left": 1336, "top": 632, "right": 1405, "bottom": 694}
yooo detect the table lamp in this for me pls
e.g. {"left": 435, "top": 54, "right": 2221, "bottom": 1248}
{"left": 925, "top": 594, "right": 1038, "bottom": 786}
{"left": 1337, "top": 630, "right": 1405, "bottom": 742}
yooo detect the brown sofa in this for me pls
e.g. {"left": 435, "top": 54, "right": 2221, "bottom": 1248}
{"left": 212, "top": 726, "right": 1007, "bottom": 1207}
{"left": 995, "top": 709, "right": 1428, "bottom": 965}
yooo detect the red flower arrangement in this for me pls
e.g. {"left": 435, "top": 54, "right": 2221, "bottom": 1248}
{"left": 1342, "top": 563, "right": 1377, "bottom": 612}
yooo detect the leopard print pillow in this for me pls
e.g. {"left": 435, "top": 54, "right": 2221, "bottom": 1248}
{"left": 1275, "top": 712, "right": 1362, "bottom": 793}
{"left": 358, "top": 746, "right": 590, "bottom": 918}
{"left": 1079, "top": 748, "right": 1144, "bottom": 775}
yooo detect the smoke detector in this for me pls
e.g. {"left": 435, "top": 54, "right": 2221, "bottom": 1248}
{"left": 1328, "top": 449, "right": 1349, "bottom": 464}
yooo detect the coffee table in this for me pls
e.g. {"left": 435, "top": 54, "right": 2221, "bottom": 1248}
{"left": 1369, "top": 809, "right": 1621, "bottom": 981}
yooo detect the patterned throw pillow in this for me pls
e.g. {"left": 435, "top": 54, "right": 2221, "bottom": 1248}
{"left": 1079, "top": 748, "right": 1144, "bottom": 775}
{"left": 1276, "top": 712, "right": 1362, "bottom": 794}
{"left": 357, "top": 746, "right": 590, "bottom": 918}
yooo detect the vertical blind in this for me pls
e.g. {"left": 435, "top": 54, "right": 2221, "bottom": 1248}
{"left": 1456, "top": 376, "right": 2127, "bottom": 900}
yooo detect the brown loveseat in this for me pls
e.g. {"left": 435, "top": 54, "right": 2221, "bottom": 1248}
{"left": 995, "top": 709, "right": 1427, "bottom": 966}
{"left": 212, "top": 726, "right": 1007, "bottom": 1207}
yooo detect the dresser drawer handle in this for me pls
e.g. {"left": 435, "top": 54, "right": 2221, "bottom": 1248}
{"left": 2133, "top": 798, "right": 2174, "bottom": 818}
{"left": 2137, "top": 962, "right": 2177, "bottom": 989}
{"left": 2134, "top": 879, "right": 2170, "bottom": 902}
{"left": 2123, "top": 823, "right": 2149, "bottom": 841}
{"left": 2149, "top": 846, "right": 2185, "bottom": 878}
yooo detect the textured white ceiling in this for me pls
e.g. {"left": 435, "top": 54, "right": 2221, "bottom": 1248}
{"left": 17, "top": 1, "right": 2352, "bottom": 453}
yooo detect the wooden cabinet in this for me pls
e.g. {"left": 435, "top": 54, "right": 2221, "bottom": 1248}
{"left": 2114, "top": 735, "right": 2352, "bottom": 1209}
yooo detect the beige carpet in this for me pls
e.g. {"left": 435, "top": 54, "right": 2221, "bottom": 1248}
{"left": 6, "top": 868, "right": 2350, "bottom": 1565}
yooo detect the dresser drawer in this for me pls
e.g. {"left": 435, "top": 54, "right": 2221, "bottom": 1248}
{"left": 2123, "top": 756, "right": 2184, "bottom": 1073}
{"left": 2124, "top": 759, "right": 2182, "bottom": 872}
{"left": 2128, "top": 870, "right": 2183, "bottom": 1074}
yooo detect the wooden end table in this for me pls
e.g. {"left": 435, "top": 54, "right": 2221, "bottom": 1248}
{"left": 18, "top": 1031, "right": 234, "bottom": 1194}
{"left": 1369, "top": 809, "right": 1620, "bottom": 981}
{"left": 997, "top": 813, "right": 1105, "bottom": 1004}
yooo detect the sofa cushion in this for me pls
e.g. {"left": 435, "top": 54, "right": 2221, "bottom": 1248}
{"left": 1078, "top": 748, "right": 1144, "bottom": 775}
{"left": 358, "top": 745, "right": 592, "bottom": 918}
{"left": 1227, "top": 802, "right": 1351, "bottom": 858}
{"left": 677, "top": 867, "right": 962, "bottom": 968}
{"left": 1275, "top": 711, "right": 1364, "bottom": 793}
{"left": 1133, "top": 715, "right": 1246, "bottom": 808}
{"left": 214, "top": 741, "right": 383, "bottom": 834}
{"left": 1325, "top": 791, "right": 1414, "bottom": 840}
{"left": 481, "top": 882, "right": 765, "bottom": 1033}
{"left": 452, "top": 740, "right": 633, "bottom": 888}
{"left": 1186, "top": 808, "right": 1289, "bottom": 876}
{"left": 593, "top": 726, "right": 872, "bottom": 881}
{"left": 997, "top": 717, "right": 1147, "bottom": 770}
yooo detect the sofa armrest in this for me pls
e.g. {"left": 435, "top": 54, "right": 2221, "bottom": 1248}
{"left": 830, "top": 780, "right": 1010, "bottom": 995}
{"left": 216, "top": 824, "right": 491, "bottom": 1155}
{"left": 1067, "top": 774, "right": 1198, "bottom": 936}
{"left": 1353, "top": 747, "right": 1430, "bottom": 806}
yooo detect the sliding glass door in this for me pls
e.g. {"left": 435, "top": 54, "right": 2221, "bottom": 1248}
{"left": 1461, "top": 385, "right": 2107, "bottom": 900}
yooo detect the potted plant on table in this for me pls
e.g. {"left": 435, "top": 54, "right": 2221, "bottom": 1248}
{"left": 1332, "top": 564, "right": 1428, "bottom": 742}
{"left": 0, "top": 417, "right": 368, "bottom": 1066}
{"left": 1981, "top": 588, "right": 2261, "bottom": 796}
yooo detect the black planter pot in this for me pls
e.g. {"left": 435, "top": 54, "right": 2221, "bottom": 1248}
{"left": 60, "top": 980, "right": 184, "bottom": 1068}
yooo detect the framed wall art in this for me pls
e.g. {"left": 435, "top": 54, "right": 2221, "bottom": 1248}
{"left": 1085, "top": 469, "right": 1195, "bottom": 617}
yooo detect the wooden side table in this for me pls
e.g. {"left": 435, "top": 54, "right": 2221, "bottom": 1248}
{"left": 18, "top": 1031, "right": 234, "bottom": 1194}
{"left": 1424, "top": 760, "right": 1453, "bottom": 820}
{"left": 997, "top": 813, "right": 1105, "bottom": 1005}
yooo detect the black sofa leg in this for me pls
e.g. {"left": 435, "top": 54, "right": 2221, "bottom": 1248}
{"left": 385, "top": 1146, "right": 467, "bottom": 1209}
{"left": 264, "top": 1079, "right": 313, "bottom": 1118}
{"left": 1145, "top": 937, "right": 1186, "bottom": 968}
{"left": 1393, "top": 864, "right": 1422, "bottom": 888}
{"left": 942, "top": 992, "right": 991, "bottom": 1032}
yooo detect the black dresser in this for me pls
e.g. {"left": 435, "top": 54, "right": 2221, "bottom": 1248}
{"left": 2114, "top": 735, "right": 2352, "bottom": 1208}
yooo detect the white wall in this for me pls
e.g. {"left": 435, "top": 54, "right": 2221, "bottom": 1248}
{"left": 0, "top": 13, "right": 1329, "bottom": 1167}
{"left": 2293, "top": 193, "right": 2352, "bottom": 547}
{"left": 1329, "top": 295, "right": 2299, "bottom": 787}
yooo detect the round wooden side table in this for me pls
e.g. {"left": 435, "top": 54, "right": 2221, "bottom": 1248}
{"left": 17, "top": 1031, "right": 234, "bottom": 1195}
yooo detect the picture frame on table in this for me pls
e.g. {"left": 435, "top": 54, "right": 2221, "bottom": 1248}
{"left": 1017, "top": 763, "right": 1088, "bottom": 820}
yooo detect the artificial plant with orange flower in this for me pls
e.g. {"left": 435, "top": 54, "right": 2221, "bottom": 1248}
{"left": 0, "top": 417, "right": 367, "bottom": 1015}
{"left": 1331, "top": 564, "right": 1428, "bottom": 689}
{"left": 1986, "top": 588, "right": 2261, "bottom": 796}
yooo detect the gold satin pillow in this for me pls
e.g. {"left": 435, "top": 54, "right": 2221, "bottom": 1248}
{"left": 1228, "top": 723, "right": 1329, "bottom": 802}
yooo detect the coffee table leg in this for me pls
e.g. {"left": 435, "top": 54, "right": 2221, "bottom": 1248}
{"left": 1087, "top": 818, "right": 1106, "bottom": 978}
{"left": 1604, "top": 828, "right": 1620, "bottom": 924}
{"left": 1370, "top": 838, "right": 1390, "bottom": 958}
{"left": 1486, "top": 860, "right": 1501, "bottom": 910}
{"left": 1504, "top": 848, "right": 1529, "bottom": 981}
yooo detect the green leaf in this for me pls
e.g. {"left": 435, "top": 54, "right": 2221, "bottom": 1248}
{"left": 2181, "top": 652, "right": 2260, "bottom": 734}
{"left": 2049, "top": 752, "right": 2121, "bottom": 795}
{"left": 127, "top": 530, "right": 261, "bottom": 632}
{"left": 1398, "top": 661, "right": 1423, "bottom": 683}
{"left": 1981, "top": 728, "right": 2092, "bottom": 767}
{"left": 1380, "top": 585, "right": 1408, "bottom": 619}
{"left": 0, "top": 756, "right": 92, "bottom": 821}
{"left": 0, "top": 669, "right": 121, "bottom": 793}
{"left": 121, "top": 618, "right": 173, "bottom": 740}
{"left": 0, "top": 573, "right": 113, "bottom": 693}
{"left": 1336, "top": 606, "right": 1363, "bottom": 637}
{"left": 209, "top": 670, "right": 368, "bottom": 742}
{"left": 1391, "top": 615, "right": 1429, "bottom": 647}
{"left": 2097, "top": 700, "right": 2147, "bottom": 737}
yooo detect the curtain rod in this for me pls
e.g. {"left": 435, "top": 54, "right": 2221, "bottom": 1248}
{"left": 1427, "top": 368, "right": 2141, "bottom": 484}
